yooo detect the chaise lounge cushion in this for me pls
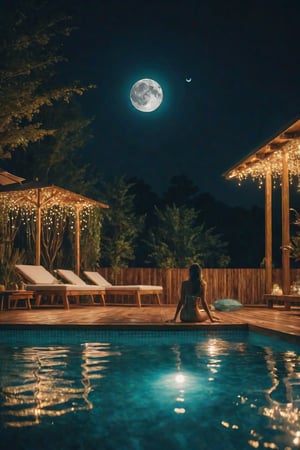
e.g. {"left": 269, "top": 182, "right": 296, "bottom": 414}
{"left": 83, "top": 271, "right": 113, "bottom": 287}
{"left": 83, "top": 271, "right": 163, "bottom": 291}
{"left": 16, "top": 264, "right": 59, "bottom": 284}
{"left": 56, "top": 269, "right": 87, "bottom": 286}
{"left": 15, "top": 265, "right": 105, "bottom": 292}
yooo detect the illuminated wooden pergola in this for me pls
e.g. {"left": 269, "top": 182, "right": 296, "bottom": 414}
{"left": 0, "top": 169, "right": 25, "bottom": 185}
{"left": 224, "top": 117, "right": 300, "bottom": 295}
{"left": 0, "top": 182, "right": 109, "bottom": 274}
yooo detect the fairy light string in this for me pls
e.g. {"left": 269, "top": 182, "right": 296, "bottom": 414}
{"left": 228, "top": 140, "right": 300, "bottom": 189}
{"left": 0, "top": 186, "right": 108, "bottom": 256}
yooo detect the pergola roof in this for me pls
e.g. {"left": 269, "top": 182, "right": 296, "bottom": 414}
{"left": 0, "top": 182, "right": 109, "bottom": 210}
{"left": 0, "top": 182, "right": 108, "bottom": 273}
{"left": 0, "top": 169, "right": 25, "bottom": 185}
{"left": 224, "top": 116, "right": 300, "bottom": 181}
{"left": 223, "top": 116, "right": 300, "bottom": 296}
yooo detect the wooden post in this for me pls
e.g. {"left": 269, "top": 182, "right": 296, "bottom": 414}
{"left": 281, "top": 150, "right": 290, "bottom": 294}
{"left": 35, "top": 188, "right": 41, "bottom": 266}
{"left": 265, "top": 171, "right": 272, "bottom": 293}
{"left": 75, "top": 208, "right": 80, "bottom": 275}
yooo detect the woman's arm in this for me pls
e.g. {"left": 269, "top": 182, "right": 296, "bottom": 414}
{"left": 169, "top": 282, "right": 186, "bottom": 322}
{"left": 200, "top": 282, "right": 215, "bottom": 322}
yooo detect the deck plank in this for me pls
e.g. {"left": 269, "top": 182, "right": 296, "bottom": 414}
{"left": 0, "top": 305, "right": 299, "bottom": 342}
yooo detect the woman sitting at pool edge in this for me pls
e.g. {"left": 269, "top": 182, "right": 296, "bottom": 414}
{"left": 167, "top": 263, "right": 220, "bottom": 323}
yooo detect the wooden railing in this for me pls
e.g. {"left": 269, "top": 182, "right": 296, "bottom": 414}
{"left": 98, "top": 268, "right": 300, "bottom": 305}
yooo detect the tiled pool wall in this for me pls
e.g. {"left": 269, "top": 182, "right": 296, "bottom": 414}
{"left": 0, "top": 326, "right": 299, "bottom": 350}
{"left": 0, "top": 327, "right": 247, "bottom": 344}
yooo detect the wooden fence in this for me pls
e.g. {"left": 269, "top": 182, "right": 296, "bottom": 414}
{"left": 98, "top": 268, "right": 300, "bottom": 306}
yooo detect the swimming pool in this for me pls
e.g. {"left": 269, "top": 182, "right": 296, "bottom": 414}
{"left": 0, "top": 329, "right": 299, "bottom": 450}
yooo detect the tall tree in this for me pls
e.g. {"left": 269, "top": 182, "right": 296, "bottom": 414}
{"left": 145, "top": 204, "right": 230, "bottom": 268}
{"left": 99, "top": 176, "right": 145, "bottom": 275}
{"left": 8, "top": 100, "right": 95, "bottom": 193}
{"left": 0, "top": 0, "right": 94, "bottom": 161}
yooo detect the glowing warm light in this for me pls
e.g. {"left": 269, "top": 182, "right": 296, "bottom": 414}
{"left": 0, "top": 186, "right": 108, "bottom": 234}
{"left": 221, "top": 420, "right": 239, "bottom": 430}
{"left": 0, "top": 186, "right": 108, "bottom": 270}
{"left": 293, "top": 431, "right": 300, "bottom": 446}
{"left": 248, "top": 440, "right": 259, "bottom": 448}
{"left": 0, "top": 345, "right": 104, "bottom": 427}
{"left": 221, "top": 421, "right": 230, "bottom": 428}
{"left": 174, "top": 407, "right": 186, "bottom": 414}
{"left": 175, "top": 373, "right": 185, "bottom": 384}
{"left": 237, "top": 394, "right": 248, "bottom": 404}
{"left": 227, "top": 139, "right": 300, "bottom": 188}
{"left": 206, "top": 339, "right": 218, "bottom": 355}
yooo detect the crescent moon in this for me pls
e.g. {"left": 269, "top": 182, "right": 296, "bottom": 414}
{"left": 186, "top": 77, "right": 192, "bottom": 83}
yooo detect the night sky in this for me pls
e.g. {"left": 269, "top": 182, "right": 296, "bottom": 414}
{"left": 63, "top": 0, "right": 300, "bottom": 207}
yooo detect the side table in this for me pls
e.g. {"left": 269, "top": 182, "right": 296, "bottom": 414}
{"left": 0, "top": 290, "right": 34, "bottom": 311}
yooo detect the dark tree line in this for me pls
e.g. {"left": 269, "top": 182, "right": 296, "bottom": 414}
{"left": 126, "top": 175, "right": 278, "bottom": 268}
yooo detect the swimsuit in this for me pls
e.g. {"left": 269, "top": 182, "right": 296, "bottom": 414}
{"left": 180, "top": 295, "right": 203, "bottom": 322}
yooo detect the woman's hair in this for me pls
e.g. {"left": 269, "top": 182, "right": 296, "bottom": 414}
{"left": 189, "top": 263, "right": 204, "bottom": 295}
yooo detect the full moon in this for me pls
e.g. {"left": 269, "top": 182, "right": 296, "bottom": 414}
{"left": 130, "top": 78, "right": 163, "bottom": 112}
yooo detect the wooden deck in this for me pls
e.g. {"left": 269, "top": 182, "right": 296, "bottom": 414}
{"left": 0, "top": 305, "right": 299, "bottom": 344}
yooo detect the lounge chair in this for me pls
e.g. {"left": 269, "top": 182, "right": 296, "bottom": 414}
{"left": 15, "top": 265, "right": 106, "bottom": 309}
{"left": 57, "top": 269, "right": 163, "bottom": 307}
{"left": 84, "top": 270, "right": 163, "bottom": 307}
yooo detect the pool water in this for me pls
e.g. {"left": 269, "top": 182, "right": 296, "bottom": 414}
{"left": 0, "top": 330, "right": 299, "bottom": 450}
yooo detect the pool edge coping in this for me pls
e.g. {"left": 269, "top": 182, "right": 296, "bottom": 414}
{"left": 0, "top": 322, "right": 299, "bottom": 345}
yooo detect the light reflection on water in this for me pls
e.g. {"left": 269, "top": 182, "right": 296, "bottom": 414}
{"left": 1, "top": 343, "right": 119, "bottom": 427}
{"left": 0, "top": 333, "right": 299, "bottom": 450}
